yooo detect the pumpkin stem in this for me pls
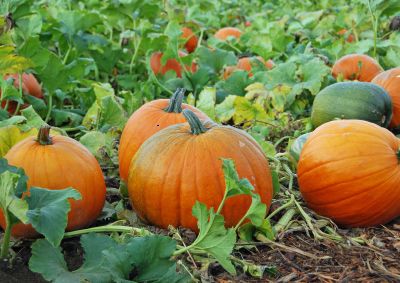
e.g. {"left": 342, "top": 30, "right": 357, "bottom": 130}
{"left": 397, "top": 149, "right": 400, "bottom": 161}
{"left": 164, "top": 88, "right": 185, "bottom": 113}
{"left": 37, "top": 125, "right": 53, "bottom": 145}
{"left": 182, "top": 109, "right": 208, "bottom": 135}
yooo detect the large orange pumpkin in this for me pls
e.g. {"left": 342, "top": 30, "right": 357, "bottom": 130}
{"left": 181, "top": 27, "right": 198, "bottom": 53}
{"left": 214, "top": 27, "right": 242, "bottom": 41}
{"left": 127, "top": 109, "right": 273, "bottom": 231}
{"left": 149, "top": 51, "right": 197, "bottom": 78}
{"left": 332, "top": 54, "right": 383, "bottom": 82}
{"left": 372, "top": 68, "right": 400, "bottom": 128}
{"left": 298, "top": 119, "right": 400, "bottom": 227}
{"left": 224, "top": 56, "right": 274, "bottom": 79}
{"left": 118, "top": 89, "right": 209, "bottom": 182}
{"left": 1, "top": 126, "right": 106, "bottom": 237}
{"left": 1, "top": 73, "right": 43, "bottom": 114}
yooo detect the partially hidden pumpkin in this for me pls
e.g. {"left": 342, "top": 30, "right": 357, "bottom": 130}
{"left": 372, "top": 68, "right": 400, "bottom": 128}
{"left": 289, "top": 132, "right": 311, "bottom": 163}
{"left": 311, "top": 82, "right": 392, "bottom": 128}
{"left": 150, "top": 51, "right": 197, "bottom": 78}
{"left": 337, "top": 29, "right": 355, "bottom": 43}
{"left": 224, "top": 56, "right": 274, "bottom": 79}
{"left": 1, "top": 126, "right": 106, "bottom": 237}
{"left": 118, "top": 88, "right": 210, "bottom": 181}
{"left": 214, "top": 27, "right": 242, "bottom": 41}
{"left": 1, "top": 73, "right": 43, "bottom": 114}
{"left": 332, "top": 54, "right": 383, "bottom": 82}
{"left": 298, "top": 119, "right": 400, "bottom": 227}
{"left": 181, "top": 27, "right": 198, "bottom": 53}
{"left": 127, "top": 109, "right": 273, "bottom": 232}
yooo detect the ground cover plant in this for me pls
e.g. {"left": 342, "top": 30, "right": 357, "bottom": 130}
{"left": 0, "top": 0, "right": 399, "bottom": 282}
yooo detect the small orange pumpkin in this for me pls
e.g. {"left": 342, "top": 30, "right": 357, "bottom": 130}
{"left": 118, "top": 89, "right": 209, "bottom": 182}
{"left": 181, "top": 27, "right": 198, "bottom": 53}
{"left": 372, "top": 68, "right": 400, "bottom": 128}
{"left": 337, "top": 29, "right": 355, "bottom": 43}
{"left": 1, "top": 126, "right": 106, "bottom": 237}
{"left": 1, "top": 73, "right": 43, "bottom": 114}
{"left": 332, "top": 54, "right": 383, "bottom": 82}
{"left": 149, "top": 51, "right": 197, "bottom": 78}
{"left": 224, "top": 56, "right": 274, "bottom": 79}
{"left": 298, "top": 119, "right": 400, "bottom": 227}
{"left": 127, "top": 109, "right": 273, "bottom": 231}
{"left": 214, "top": 27, "right": 242, "bottom": 41}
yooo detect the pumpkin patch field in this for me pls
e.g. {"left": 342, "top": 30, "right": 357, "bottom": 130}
{"left": 1, "top": 0, "right": 400, "bottom": 282}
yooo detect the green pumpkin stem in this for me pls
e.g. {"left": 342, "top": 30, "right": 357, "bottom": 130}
{"left": 165, "top": 88, "right": 185, "bottom": 113}
{"left": 182, "top": 109, "right": 207, "bottom": 135}
{"left": 37, "top": 125, "right": 53, "bottom": 145}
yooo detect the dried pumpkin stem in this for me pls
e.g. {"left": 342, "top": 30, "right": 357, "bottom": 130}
{"left": 165, "top": 88, "right": 185, "bottom": 113}
{"left": 37, "top": 125, "right": 53, "bottom": 145}
{"left": 182, "top": 109, "right": 208, "bottom": 135}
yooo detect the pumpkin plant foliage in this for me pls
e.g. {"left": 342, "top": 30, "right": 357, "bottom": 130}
{"left": 0, "top": 158, "right": 81, "bottom": 257}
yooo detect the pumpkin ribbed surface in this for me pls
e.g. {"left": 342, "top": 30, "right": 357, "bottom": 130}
{"left": 1, "top": 131, "right": 106, "bottom": 237}
{"left": 298, "top": 119, "right": 400, "bottom": 227}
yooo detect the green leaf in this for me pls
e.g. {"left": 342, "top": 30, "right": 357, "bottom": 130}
{"left": 29, "top": 233, "right": 188, "bottom": 283}
{"left": 0, "top": 170, "right": 28, "bottom": 224}
{"left": 29, "top": 234, "right": 116, "bottom": 283}
{"left": 233, "top": 97, "right": 268, "bottom": 125}
{"left": 196, "top": 87, "right": 216, "bottom": 120}
{"left": 20, "top": 106, "right": 46, "bottom": 128}
{"left": 221, "top": 159, "right": 267, "bottom": 226}
{"left": 0, "top": 158, "right": 29, "bottom": 223}
{"left": 191, "top": 202, "right": 237, "bottom": 275}
{"left": 0, "top": 125, "right": 36, "bottom": 157}
{"left": 215, "top": 95, "right": 236, "bottom": 122}
{"left": 25, "top": 187, "right": 81, "bottom": 247}
{"left": 216, "top": 71, "right": 251, "bottom": 97}
{"left": 197, "top": 46, "right": 237, "bottom": 75}
{"left": 222, "top": 159, "right": 253, "bottom": 198}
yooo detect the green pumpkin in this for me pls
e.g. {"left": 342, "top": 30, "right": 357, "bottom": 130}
{"left": 311, "top": 82, "right": 392, "bottom": 128}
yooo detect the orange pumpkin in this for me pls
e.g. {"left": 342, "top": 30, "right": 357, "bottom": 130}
{"left": 372, "top": 68, "right": 400, "bottom": 128}
{"left": 149, "top": 51, "right": 197, "bottom": 78}
{"left": 118, "top": 89, "right": 209, "bottom": 182}
{"left": 224, "top": 56, "right": 274, "bottom": 79}
{"left": 214, "top": 27, "right": 242, "bottom": 41}
{"left": 332, "top": 54, "right": 383, "bottom": 82}
{"left": 181, "top": 27, "right": 198, "bottom": 53}
{"left": 298, "top": 119, "right": 400, "bottom": 227}
{"left": 1, "top": 73, "right": 43, "bottom": 114}
{"left": 1, "top": 126, "right": 106, "bottom": 237}
{"left": 127, "top": 109, "right": 273, "bottom": 231}
{"left": 337, "top": 29, "right": 355, "bottom": 43}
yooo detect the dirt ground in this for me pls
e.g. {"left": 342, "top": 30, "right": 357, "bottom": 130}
{"left": 0, "top": 218, "right": 399, "bottom": 283}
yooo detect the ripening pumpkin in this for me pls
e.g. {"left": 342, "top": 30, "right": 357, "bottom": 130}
{"left": 214, "top": 27, "right": 242, "bottom": 41}
{"left": 1, "top": 73, "right": 43, "bottom": 114}
{"left": 149, "top": 51, "right": 197, "bottom": 78}
{"left": 337, "top": 29, "right": 355, "bottom": 43}
{"left": 118, "top": 88, "right": 209, "bottom": 182}
{"left": 127, "top": 109, "right": 273, "bottom": 231}
{"left": 372, "top": 68, "right": 400, "bottom": 128}
{"left": 298, "top": 119, "right": 400, "bottom": 227}
{"left": 0, "top": 126, "right": 106, "bottom": 237}
{"left": 224, "top": 56, "right": 274, "bottom": 79}
{"left": 181, "top": 27, "right": 198, "bottom": 53}
{"left": 332, "top": 54, "right": 383, "bottom": 82}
